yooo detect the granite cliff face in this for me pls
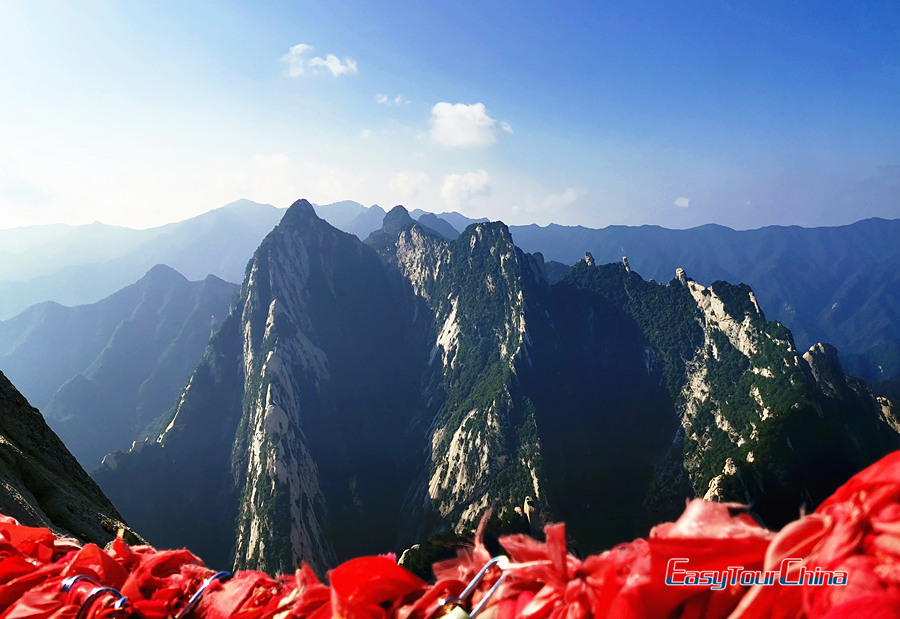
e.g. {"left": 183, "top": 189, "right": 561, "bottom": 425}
{"left": 95, "top": 200, "right": 899, "bottom": 575}
{"left": 383, "top": 219, "right": 549, "bottom": 539}
{"left": 0, "top": 370, "right": 139, "bottom": 544}
{"left": 629, "top": 272, "right": 899, "bottom": 528}
{"left": 97, "top": 201, "right": 435, "bottom": 573}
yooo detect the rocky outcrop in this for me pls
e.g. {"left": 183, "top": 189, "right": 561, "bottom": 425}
{"left": 803, "top": 343, "right": 851, "bottom": 400}
{"left": 0, "top": 370, "right": 140, "bottom": 544}
{"left": 878, "top": 397, "right": 900, "bottom": 435}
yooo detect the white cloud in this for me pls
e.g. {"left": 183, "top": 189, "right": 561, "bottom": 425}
{"left": 375, "top": 94, "right": 389, "bottom": 104}
{"left": 391, "top": 171, "right": 430, "bottom": 196}
{"left": 359, "top": 129, "right": 372, "bottom": 139}
{"left": 282, "top": 44, "right": 313, "bottom": 77}
{"left": 282, "top": 44, "right": 357, "bottom": 77}
{"left": 308, "top": 54, "right": 357, "bottom": 77}
{"left": 674, "top": 196, "right": 690, "bottom": 208}
{"left": 441, "top": 170, "right": 490, "bottom": 208}
{"left": 541, "top": 187, "right": 585, "bottom": 210}
{"left": 429, "top": 103, "right": 511, "bottom": 147}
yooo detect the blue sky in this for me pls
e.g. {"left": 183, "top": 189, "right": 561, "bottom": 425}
{"left": 1, "top": 0, "right": 898, "bottom": 230}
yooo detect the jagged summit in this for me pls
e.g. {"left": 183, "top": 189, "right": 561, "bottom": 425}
{"left": 141, "top": 263, "right": 188, "bottom": 285}
{"left": 463, "top": 219, "right": 511, "bottom": 237}
{"left": 383, "top": 205, "right": 416, "bottom": 235}
{"left": 416, "top": 213, "right": 459, "bottom": 240}
{"left": 279, "top": 198, "right": 319, "bottom": 228}
{"left": 365, "top": 205, "right": 445, "bottom": 249}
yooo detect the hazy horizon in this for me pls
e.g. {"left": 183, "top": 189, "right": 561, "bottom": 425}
{"left": 2, "top": 1, "right": 898, "bottom": 231}
{"left": 1, "top": 197, "right": 899, "bottom": 235}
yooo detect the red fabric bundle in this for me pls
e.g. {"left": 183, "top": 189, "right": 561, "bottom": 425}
{"left": 0, "top": 450, "right": 897, "bottom": 618}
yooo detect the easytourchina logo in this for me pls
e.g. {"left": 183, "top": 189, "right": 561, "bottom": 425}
{"left": 665, "top": 558, "right": 849, "bottom": 590}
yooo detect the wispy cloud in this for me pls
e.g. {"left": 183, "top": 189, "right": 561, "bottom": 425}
{"left": 430, "top": 103, "right": 511, "bottom": 147}
{"left": 542, "top": 187, "right": 585, "bottom": 210}
{"left": 674, "top": 196, "right": 690, "bottom": 208}
{"left": 376, "top": 94, "right": 409, "bottom": 105}
{"left": 0, "top": 159, "right": 53, "bottom": 207}
{"left": 309, "top": 54, "right": 357, "bottom": 77}
{"left": 282, "top": 44, "right": 357, "bottom": 77}
{"left": 441, "top": 170, "right": 490, "bottom": 207}
{"left": 392, "top": 171, "right": 430, "bottom": 196}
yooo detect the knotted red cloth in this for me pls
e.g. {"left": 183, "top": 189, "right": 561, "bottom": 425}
{"left": 0, "top": 450, "right": 898, "bottom": 618}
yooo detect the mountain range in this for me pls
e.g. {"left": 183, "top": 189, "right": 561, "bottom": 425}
{"left": 0, "top": 200, "right": 489, "bottom": 322}
{"left": 508, "top": 219, "right": 900, "bottom": 387}
{"left": 0, "top": 265, "right": 237, "bottom": 467}
{"left": 2, "top": 197, "right": 899, "bottom": 579}
{"left": 91, "top": 200, "right": 899, "bottom": 575}
{"left": 0, "top": 199, "right": 282, "bottom": 320}
{"left": 6, "top": 202, "right": 897, "bottom": 394}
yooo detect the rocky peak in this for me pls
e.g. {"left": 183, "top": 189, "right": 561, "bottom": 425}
{"left": 622, "top": 256, "right": 630, "bottom": 272}
{"left": 366, "top": 205, "right": 447, "bottom": 250}
{"left": 279, "top": 198, "right": 319, "bottom": 229}
{"left": 141, "top": 263, "right": 188, "bottom": 285}
{"left": 803, "top": 342, "right": 850, "bottom": 400}
{"left": 675, "top": 268, "right": 688, "bottom": 285}
{"left": 382, "top": 205, "right": 415, "bottom": 235}
{"left": 465, "top": 221, "right": 512, "bottom": 245}
{"left": 584, "top": 251, "right": 595, "bottom": 266}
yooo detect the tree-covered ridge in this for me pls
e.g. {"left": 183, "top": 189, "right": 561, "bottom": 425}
{"left": 558, "top": 260, "right": 899, "bottom": 529}
{"left": 561, "top": 261, "right": 703, "bottom": 396}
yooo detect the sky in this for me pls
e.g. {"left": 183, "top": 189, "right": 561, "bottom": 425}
{"left": 1, "top": 0, "right": 898, "bottom": 231}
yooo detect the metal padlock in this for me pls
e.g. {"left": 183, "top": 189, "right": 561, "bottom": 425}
{"left": 439, "top": 605, "right": 472, "bottom": 619}
{"left": 435, "top": 556, "right": 508, "bottom": 619}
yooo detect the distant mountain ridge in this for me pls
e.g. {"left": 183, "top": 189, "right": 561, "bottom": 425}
{"left": 0, "top": 199, "right": 472, "bottom": 320}
{"left": 0, "top": 265, "right": 238, "bottom": 467}
{"left": 0, "top": 199, "right": 282, "bottom": 319}
{"left": 5, "top": 203, "right": 896, "bottom": 386}
{"left": 509, "top": 218, "right": 900, "bottom": 385}
{"left": 94, "top": 201, "right": 899, "bottom": 576}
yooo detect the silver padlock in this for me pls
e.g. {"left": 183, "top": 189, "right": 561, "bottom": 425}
{"left": 435, "top": 556, "right": 509, "bottom": 619}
